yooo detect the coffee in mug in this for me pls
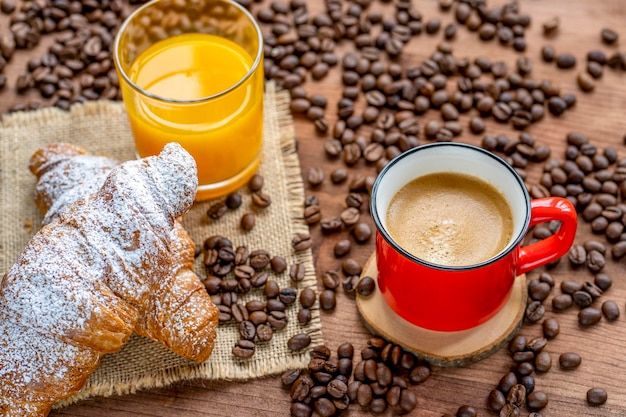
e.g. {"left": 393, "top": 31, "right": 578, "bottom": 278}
{"left": 386, "top": 172, "right": 514, "bottom": 267}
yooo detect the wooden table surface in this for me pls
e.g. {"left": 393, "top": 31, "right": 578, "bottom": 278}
{"left": 2, "top": 0, "right": 626, "bottom": 416}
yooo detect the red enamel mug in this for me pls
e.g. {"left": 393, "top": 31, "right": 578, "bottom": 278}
{"left": 370, "top": 143, "right": 577, "bottom": 332}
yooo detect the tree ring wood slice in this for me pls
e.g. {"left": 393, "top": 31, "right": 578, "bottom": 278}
{"left": 356, "top": 253, "right": 527, "bottom": 367}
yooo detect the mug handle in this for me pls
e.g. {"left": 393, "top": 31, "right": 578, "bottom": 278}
{"left": 517, "top": 197, "right": 578, "bottom": 275}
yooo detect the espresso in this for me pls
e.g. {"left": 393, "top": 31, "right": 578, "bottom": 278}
{"left": 386, "top": 172, "right": 514, "bottom": 266}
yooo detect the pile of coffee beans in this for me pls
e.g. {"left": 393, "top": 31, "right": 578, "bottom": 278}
{"left": 254, "top": 0, "right": 588, "bottom": 171}
{"left": 281, "top": 338, "right": 426, "bottom": 417}
{"left": 0, "top": 0, "right": 151, "bottom": 112}
{"left": 535, "top": 132, "right": 626, "bottom": 254}
{"left": 483, "top": 262, "right": 614, "bottom": 415}
{"left": 199, "top": 233, "right": 315, "bottom": 358}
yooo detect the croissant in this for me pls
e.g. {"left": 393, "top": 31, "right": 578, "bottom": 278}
{"left": 28, "top": 143, "right": 218, "bottom": 362}
{"left": 0, "top": 143, "right": 217, "bottom": 416}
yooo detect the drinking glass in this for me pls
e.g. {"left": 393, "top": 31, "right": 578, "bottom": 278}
{"left": 114, "top": 0, "right": 264, "bottom": 200}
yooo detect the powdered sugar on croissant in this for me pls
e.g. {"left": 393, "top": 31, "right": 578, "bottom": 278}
{"left": 0, "top": 143, "right": 208, "bottom": 416}
{"left": 28, "top": 142, "right": 218, "bottom": 363}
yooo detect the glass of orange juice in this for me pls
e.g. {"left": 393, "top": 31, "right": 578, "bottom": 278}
{"left": 113, "top": 0, "right": 264, "bottom": 200}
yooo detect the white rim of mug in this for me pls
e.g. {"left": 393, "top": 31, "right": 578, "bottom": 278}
{"left": 113, "top": 0, "right": 264, "bottom": 104}
{"left": 370, "top": 142, "right": 532, "bottom": 272}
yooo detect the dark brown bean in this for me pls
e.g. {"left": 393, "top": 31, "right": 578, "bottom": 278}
{"left": 319, "top": 289, "right": 336, "bottom": 310}
{"left": 487, "top": 389, "right": 506, "bottom": 412}
{"left": 232, "top": 339, "right": 255, "bottom": 358}
{"left": 587, "top": 387, "right": 608, "bottom": 405}
{"left": 527, "top": 391, "right": 549, "bottom": 411}
{"left": 602, "top": 300, "right": 620, "bottom": 321}
{"left": 292, "top": 232, "right": 312, "bottom": 251}
{"left": 559, "top": 352, "right": 582, "bottom": 369}
{"left": 287, "top": 264, "right": 306, "bottom": 284}
{"left": 288, "top": 333, "right": 312, "bottom": 351}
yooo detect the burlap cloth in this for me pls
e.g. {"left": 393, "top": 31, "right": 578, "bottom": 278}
{"left": 0, "top": 82, "right": 323, "bottom": 408}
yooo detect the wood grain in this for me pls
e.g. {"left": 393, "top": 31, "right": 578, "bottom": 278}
{"left": 1, "top": 0, "right": 626, "bottom": 415}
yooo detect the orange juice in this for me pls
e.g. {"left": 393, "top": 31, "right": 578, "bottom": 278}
{"left": 122, "top": 32, "right": 263, "bottom": 199}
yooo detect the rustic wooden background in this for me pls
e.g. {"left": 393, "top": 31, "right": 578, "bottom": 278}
{"left": 2, "top": 0, "right": 626, "bottom": 415}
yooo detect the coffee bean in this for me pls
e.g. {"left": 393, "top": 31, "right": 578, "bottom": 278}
{"left": 559, "top": 352, "right": 582, "bottom": 369}
{"left": 551, "top": 293, "right": 573, "bottom": 311}
{"left": 441, "top": 103, "right": 459, "bottom": 121}
{"left": 508, "top": 335, "right": 527, "bottom": 353}
{"left": 306, "top": 167, "right": 324, "bottom": 187}
{"left": 356, "top": 383, "right": 372, "bottom": 407}
{"left": 356, "top": 276, "right": 376, "bottom": 297}
{"left": 607, "top": 51, "right": 626, "bottom": 69}
{"left": 338, "top": 258, "right": 360, "bottom": 276}
{"left": 587, "top": 249, "right": 606, "bottom": 272}
{"left": 612, "top": 240, "right": 626, "bottom": 259}
{"left": 556, "top": 53, "right": 577, "bottom": 69}
{"left": 289, "top": 401, "right": 312, "bottom": 417}
{"left": 599, "top": 300, "right": 620, "bottom": 321}
{"left": 548, "top": 96, "right": 567, "bottom": 115}
{"left": 286, "top": 264, "right": 306, "bottom": 285}
{"left": 276, "top": 287, "right": 296, "bottom": 306}
{"left": 579, "top": 306, "right": 602, "bottom": 326}
{"left": 587, "top": 387, "right": 608, "bottom": 405}
{"left": 512, "top": 376, "right": 532, "bottom": 397}
{"left": 291, "top": 232, "right": 312, "bottom": 252}
{"left": 507, "top": 384, "right": 526, "bottom": 408}
{"left": 469, "top": 117, "right": 485, "bottom": 134}
{"left": 600, "top": 28, "right": 619, "bottom": 45}
{"left": 297, "top": 288, "right": 315, "bottom": 311}
{"left": 527, "top": 391, "right": 549, "bottom": 411}
{"left": 232, "top": 339, "right": 255, "bottom": 358}
{"left": 487, "top": 389, "right": 506, "bottom": 412}
{"left": 238, "top": 320, "right": 256, "bottom": 341}
{"left": 207, "top": 201, "right": 227, "bottom": 220}
{"left": 577, "top": 72, "right": 595, "bottom": 92}
{"left": 296, "top": 308, "right": 311, "bottom": 325}
{"left": 246, "top": 300, "right": 266, "bottom": 313}
{"left": 385, "top": 386, "right": 401, "bottom": 409}
{"left": 248, "top": 310, "right": 268, "bottom": 326}
{"left": 339, "top": 207, "right": 359, "bottom": 228}
{"left": 329, "top": 168, "right": 348, "bottom": 185}
{"left": 351, "top": 223, "right": 371, "bottom": 243}
{"left": 403, "top": 364, "right": 429, "bottom": 385}
{"left": 572, "top": 290, "right": 593, "bottom": 308}
{"left": 535, "top": 351, "right": 552, "bottom": 373}
{"left": 499, "top": 403, "right": 520, "bottom": 417}
{"left": 231, "top": 303, "right": 249, "bottom": 323}
{"left": 248, "top": 174, "right": 264, "bottom": 191}
{"left": 516, "top": 361, "right": 534, "bottom": 377}
{"left": 456, "top": 405, "right": 477, "bottom": 417}
{"left": 542, "top": 17, "right": 560, "bottom": 35}
{"left": 525, "top": 301, "right": 545, "bottom": 322}
{"left": 529, "top": 282, "right": 551, "bottom": 302}
{"left": 290, "top": 375, "right": 314, "bottom": 401}
{"left": 567, "top": 245, "right": 587, "bottom": 266}
{"left": 319, "top": 289, "right": 336, "bottom": 310}
{"left": 281, "top": 368, "right": 302, "bottom": 387}
{"left": 251, "top": 191, "right": 271, "bottom": 208}
{"left": 541, "top": 45, "right": 556, "bottom": 62}
{"left": 321, "top": 271, "right": 340, "bottom": 290}
{"left": 288, "top": 333, "right": 312, "bottom": 351}
{"left": 238, "top": 213, "right": 255, "bottom": 231}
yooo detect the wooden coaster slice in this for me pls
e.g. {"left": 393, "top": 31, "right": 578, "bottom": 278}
{"left": 356, "top": 253, "right": 527, "bottom": 367}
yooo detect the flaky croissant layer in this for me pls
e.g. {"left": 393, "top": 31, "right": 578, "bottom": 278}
{"left": 1, "top": 143, "right": 215, "bottom": 416}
